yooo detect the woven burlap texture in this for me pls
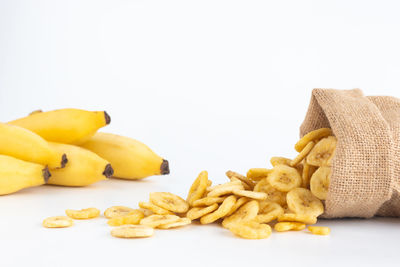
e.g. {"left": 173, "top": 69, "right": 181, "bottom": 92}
{"left": 300, "top": 89, "right": 399, "bottom": 218}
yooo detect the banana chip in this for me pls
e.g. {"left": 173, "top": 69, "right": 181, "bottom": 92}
{"left": 232, "top": 189, "right": 267, "bottom": 200}
{"left": 158, "top": 218, "right": 192, "bottom": 229}
{"left": 104, "top": 206, "right": 135, "bottom": 219}
{"left": 228, "top": 221, "right": 271, "bottom": 239}
{"left": 207, "top": 184, "right": 244, "bottom": 197}
{"left": 246, "top": 168, "right": 272, "bottom": 181}
{"left": 200, "top": 195, "right": 236, "bottom": 224}
{"left": 253, "top": 178, "right": 287, "bottom": 206}
{"left": 278, "top": 213, "right": 317, "bottom": 225}
{"left": 193, "top": 196, "right": 226, "bottom": 207}
{"left": 225, "top": 197, "right": 250, "bottom": 217}
{"left": 290, "top": 141, "right": 315, "bottom": 167}
{"left": 65, "top": 208, "right": 100, "bottom": 220}
{"left": 187, "top": 204, "right": 219, "bottom": 220}
{"left": 268, "top": 165, "right": 302, "bottom": 192}
{"left": 230, "top": 177, "right": 252, "bottom": 190}
{"left": 255, "top": 201, "right": 284, "bottom": 224}
{"left": 139, "top": 214, "right": 181, "bottom": 228}
{"left": 226, "top": 170, "right": 255, "bottom": 190}
{"left": 286, "top": 188, "right": 324, "bottom": 217}
{"left": 107, "top": 210, "right": 145, "bottom": 226}
{"left": 308, "top": 226, "right": 330, "bottom": 235}
{"left": 310, "top": 166, "right": 331, "bottom": 200}
{"left": 43, "top": 216, "right": 73, "bottom": 228}
{"left": 274, "top": 222, "right": 306, "bottom": 232}
{"left": 138, "top": 202, "right": 173, "bottom": 215}
{"left": 150, "top": 192, "right": 189, "bottom": 213}
{"left": 187, "top": 171, "right": 209, "bottom": 206}
{"left": 270, "top": 157, "right": 291, "bottom": 167}
{"left": 111, "top": 225, "right": 154, "bottom": 238}
{"left": 301, "top": 162, "right": 317, "bottom": 189}
{"left": 222, "top": 200, "right": 259, "bottom": 229}
{"left": 295, "top": 128, "right": 332, "bottom": 152}
{"left": 307, "top": 136, "right": 337, "bottom": 167}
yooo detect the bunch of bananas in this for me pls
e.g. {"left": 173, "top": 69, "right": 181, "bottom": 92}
{"left": 0, "top": 109, "right": 169, "bottom": 195}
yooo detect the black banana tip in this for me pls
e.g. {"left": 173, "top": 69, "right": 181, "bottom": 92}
{"left": 42, "top": 167, "right": 51, "bottom": 183}
{"left": 60, "top": 154, "right": 68, "bottom": 168}
{"left": 161, "top": 159, "right": 170, "bottom": 175}
{"left": 104, "top": 111, "right": 111, "bottom": 125}
{"left": 103, "top": 164, "right": 114, "bottom": 178}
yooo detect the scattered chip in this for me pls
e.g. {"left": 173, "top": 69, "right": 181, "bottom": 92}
{"left": 228, "top": 221, "right": 272, "bottom": 239}
{"left": 65, "top": 208, "right": 100, "bottom": 220}
{"left": 104, "top": 206, "right": 135, "bottom": 219}
{"left": 111, "top": 225, "right": 154, "bottom": 238}
{"left": 150, "top": 192, "right": 189, "bottom": 213}
{"left": 43, "top": 216, "right": 73, "bottom": 228}
{"left": 308, "top": 226, "right": 330, "bottom": 235}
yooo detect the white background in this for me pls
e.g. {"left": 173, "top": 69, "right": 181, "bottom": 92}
{"left": 1, "top": 0, "right": 400, "bottom": 266}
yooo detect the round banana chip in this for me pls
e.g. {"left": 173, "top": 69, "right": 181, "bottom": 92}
{"left": 270, "top": 157, "right": 291, "bottom": 167}
{"left": 307, "top": 136, "right": 337, "bottom": 167}
{"left": 149, "top": 192, "right": 189, "bottom": 213}
{"left": 107, "top": 210, "right": 145, "bottom": 226}
{"left": 222, "top": 200, "right": 259, "bottom": 229}
{"left": 308, "top": 226, "right": 330, "bottom": 235}
{"left": 43, "top": 216, "right": 73, "bottom": 228}
{"left": 207, "top": 184, "right": 244, "bottom": 197}
{"left": 232, "top": 189, "right": 267, "bottom": 200}
{"left": 104, "top": 206, "right": 135, "bottom": 219}
{"left": 254, "top": 201, "right": 284, "bottom": 224}
{"left": 139, "top": 214, "right": 181, "bottom": 228}
{"left": 138, "top": 202, "right": 173, "bottom": 215}
{"left": 302, "top": 162, "right": 318, "bottom": 189}
{"left": 193, "top": 197, "right": 225, "bottom": 207}
{"left": 226, "top": 170, "right": 255, "bottom": 190}
{"left": 158, "top": 217, "right": 192, "bottom": 229}
{"left": 268, "top": 165, "right": 302, "bottom": 192}
{"left": 187, "top": 170, "right": 209, "bottom": 206}
{"left": 246, "top": 168, "right": 272, "bottom": 181}
{"left": 225, "top": 197, "right": 250, "bottom": 217}
{"left": 111, "top": 225, "right": 154, "bottom": 238}
{"left": 200, "top": 195, "right": 236, "bottom": 224}
{"left": 286, "top": 188, "right": 324, "bottom": 217}
{"left": 290, "top": 141, "right": 315, "bottom": 167}
{"left": 274, "top": 222, "right": 306, "bottom": 232}
{"left": 310, "top": 166, "right": 331, "bottom": 200}
{"left": 295, "top": 128, "right": 333, "bottom": 152}
{"left": 228, "top": 221, "right": 272, "bottom": 239}
{"left": 253, "top": 178, "right": 286, "bottom": 206}
{"left": 187, "top": 203, "right": 219, "bottom": 220}
{"left": 230, "top": 177, "right": 252, "bottom": 190}
{"left": 65, "top": 208, "right": 100, "bottom": 220}
{"left": 207, "top": 180, "right": 242, "bottom": 192}
{"left": 277, "top": 213, "right": 317, "bottom": 225}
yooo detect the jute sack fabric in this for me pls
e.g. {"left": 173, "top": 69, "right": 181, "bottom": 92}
{"left": 300, "top": 89, "right": 400, "bottom": 218}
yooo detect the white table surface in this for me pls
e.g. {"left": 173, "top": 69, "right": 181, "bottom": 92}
{"left": 1, "top": 0, "right": 400, "bottom": 266}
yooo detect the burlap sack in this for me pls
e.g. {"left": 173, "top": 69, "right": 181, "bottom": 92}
{"left": 300, "top": 89, "right": 400, "bottom": 218}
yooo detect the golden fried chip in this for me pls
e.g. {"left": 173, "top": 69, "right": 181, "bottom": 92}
{"left": 193, "top": 197, "right": 225, "bottom": 207}
{"left": 187, "top": 170, "right": 209, "bottom": 206}
{"left": 274, "top": 222, "right": 306, "bottom": 232}
{"left": 290, "top": 141, "right": 315, "bottom": 167}
{"left": 200, "top": 195, "right": 236, "bottom": 224}
{"left": 246, "top": 168, "right": 272, "bottom": 181}
{"left": 308, "top": 226, "right": 330, "bottom": 235}
{"left": 104, "top": 206, "right": 135, "bottom": 219}
{"left": 278, "top": 213, "right": 317, "bottom": 225}
{"left": 222, "top": 200, "right": 259, "bottom": 229}
{"left": 158, "top": 218, "right": 192, "bottom": 229}
{"left": 306, "top": 136, "right": 337, "bottom": 167}
{"left": 111, "top": 225, "right": 154, "bottom": 238}
{"left": 228, "top": 221, "right": 271, "bottom": 239}
{"left": 268, "top": 165, "right": 302, "bottom": 192}
{"left": 255, "top": 201, "right": 284, "bottom": 223}
{"left": 139, "top": 214, "right": 181, "bottom": 228}
{"left": 225, "top": 197, "right": 250, "bottom": 217}
{"left": 270, "top": 157, "right": 292, "bottom": 167}
{"left": 43, "top": 216, "right": 73, "bottom": 228}
{"left": 286, "top": 188, "right": 324, "bottom": 217}
{"left": 65, "top": 208, "right": 100, "bottom": 220}
{"left": 253, "top": 178, "right": 286, "bottom": 206}
{"left": 150, "top": 192, "right": 189, "bottom": 213}
{"left": 295, "top": 128, "right": 332, "bottom": 152}
{"left": 138, "top": 202, "right": 173, "bottom": 215}
{"left": 107, "top": 210, "right": 145, "bottom": 226}
{"left": 187, "top": 203, "right": 219, "bottom": 220}
{"left": 232, "top": 189, "right": 267, "bottom": 200}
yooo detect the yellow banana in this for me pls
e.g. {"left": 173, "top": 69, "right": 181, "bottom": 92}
{"left": 80, "top": 132, "right": 169, "bottom": 180}
{"left": 8, "top": 108, "right": 111, "bottom": 145}
{"left": 47, "top": 142, "right": 113, "bottom": 186}
{"left": 0, "top": 123, "right": 67, "bottom": 168}
{"left": 0, "top": 155, "right": 50, "bottom": 195}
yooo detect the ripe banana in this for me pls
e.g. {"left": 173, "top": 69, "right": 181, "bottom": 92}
{"left": 0, "top": 123, "right": 67, "bottom": 168}
{"left": 80, "top": 132, "right": 169, "bottom": 180}
{"left": 0, "top": 155, "right": 50, "bottom": 195}
{"left": 8, "top": 108, "right": 111, "bottom": 145}
{"left": 47, "top": 142, "right": 113, "bottom": 186}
